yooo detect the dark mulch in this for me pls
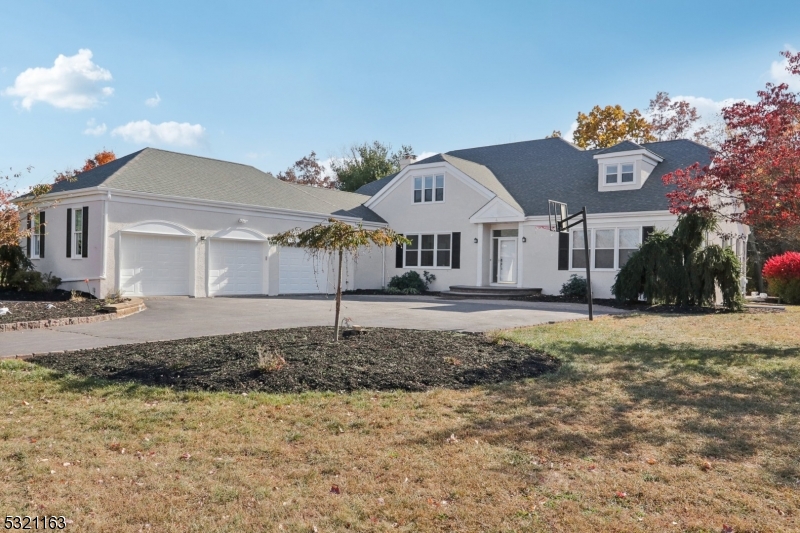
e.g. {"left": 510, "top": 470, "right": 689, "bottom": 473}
{"left": 0, "top": 291, "right": 104, "bottom": 324}
{"left": 511, "top": 294, "right": 755, "bottom": 314}
{"left": 29, "top": 327, "right": 560, "bottom": 393}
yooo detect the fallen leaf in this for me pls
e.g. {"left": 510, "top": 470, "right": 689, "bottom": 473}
{"left": 702, "top": 461, "right": 713, "bottom": 471}
{"left": 587, "top": 464, "right": 596, "bottom": 471}
{"left": 330, "top": 484, "right": 340, "bottom": 494}
{"left": 446, "top": 433, "right": 459, "bottom": 444}
{"left": 615, "top": 491, "right": 627, "bottom": 499}
{"left": 722, "top": 525, "right": 734, "bottom": 533}
{"left": 29, "top": 438, "right": 37, "bottom": 444}
{"left": 180, "top": 453, "right": 192, "bottom": 460}
{"left": 63, "top": 462, "right": 71, "bottom": 467}
{"left": 646, "top": 458, "right": 657, "bottom": 465}
{"left": 22, "top": 401, "right": 30, "bottom": 406}
{"left": 108, "top": 443, "right": 121, "bottom": 452}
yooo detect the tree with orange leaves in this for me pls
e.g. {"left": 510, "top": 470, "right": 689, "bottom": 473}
{"left": 1, "top": 150, "right": 117, "bottom": 247}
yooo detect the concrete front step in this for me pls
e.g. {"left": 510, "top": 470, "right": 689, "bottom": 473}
{"left": 440, "top": 286, "right": 543, "bottom": 300}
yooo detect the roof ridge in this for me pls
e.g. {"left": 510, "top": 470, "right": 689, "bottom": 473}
{"left": 137, "top": 147, "right": 273, "bottom": 175}
{"left": 447, "top": 136, "right": 583, "bottom": 155}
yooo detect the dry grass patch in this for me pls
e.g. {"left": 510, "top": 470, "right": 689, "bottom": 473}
{"left": 1, "top": 309, "right": 799, "bottom": 532}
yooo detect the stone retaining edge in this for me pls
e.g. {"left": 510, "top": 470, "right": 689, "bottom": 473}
{"left": 0, "top": 302, "right": 146, "bottom": 333}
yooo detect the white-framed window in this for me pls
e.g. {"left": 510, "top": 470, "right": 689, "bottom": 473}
{"left": 73, "top": 208, "right": 84, "bottom": 258}
{"left": 31, "top": 213, "right": 41, "bottom": 259}
{"left": 413, "top": 174, "right": 444, "bottom": 203}
{"left": 594, "top": 229, "right": 615, "bottom": 269}
{"left": 605, "top": 163, "right": 635, "bottom": 184}
{"left": 571, "top": 227, "right": 643, "bottom": 270}
{"left": 404, "top": 233, "right": 451, "bottom": 268}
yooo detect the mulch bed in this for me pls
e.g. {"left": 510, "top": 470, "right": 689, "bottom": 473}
{"left": 29, "top": 327, "right": 560, "bottom": 393}
{"left": 511, "top": 294, "right": 771, "bottom": 314}
{"left": 0, "top": 291, "right": 103, "bottom": 324}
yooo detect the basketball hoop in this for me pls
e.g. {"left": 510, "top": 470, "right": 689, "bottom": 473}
{"left": 547, "top": 200, "right": 594, "bottom": 320}
{"left": 548, "top": 200, "right": 569, "bottom": 233}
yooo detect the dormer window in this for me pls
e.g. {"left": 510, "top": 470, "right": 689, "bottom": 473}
{"left": 594, "top": 141, "right": 664, "bottom": 192}
{"left": 605, "top": 163, "right": 635, "bottom": 184}
{"left": 413, "top": 174, "right": 444, "bottom": 203}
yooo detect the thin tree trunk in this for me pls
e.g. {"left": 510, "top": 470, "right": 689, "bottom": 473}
{"left": 334, "top": 249, "right": 343, "bottom": 342}
{"left": 748, "top": 236, "right": 764, "bottom": 293}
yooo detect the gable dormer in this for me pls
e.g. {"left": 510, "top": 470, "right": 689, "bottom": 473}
{"left": 593, "top": 141, "right": 664, "bottom": 192}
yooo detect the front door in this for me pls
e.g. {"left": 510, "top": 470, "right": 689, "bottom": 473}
{"left": 497, "top": 238, "right": 516, "bottom": 283}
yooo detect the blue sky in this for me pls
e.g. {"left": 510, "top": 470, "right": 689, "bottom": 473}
{"left": 2, "top": 0, "right": 798, "bottom": 189}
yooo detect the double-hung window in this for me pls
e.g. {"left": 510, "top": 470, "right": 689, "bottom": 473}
{"left": 605, "top": 163, "right": 634, "bottom": 184}
{"left": 412, "top": 174, "right": 444, "bottom": 203}
{"left": 73, "top": 208, "right": 84, "bottom": 257}
{"left": 617, "top": 229, "right": 640, "bottom": 268}
{"left": 572, "top": 230, "right": 587, "bottom": 269}
{"left": 31, "top": 214, "right": 42, "bottom": 258}
{"left": 404, "top": 233, "right": 451, "bottom": 267}
{"left": 594, "top": 229, "right": 615, "bottom": 269}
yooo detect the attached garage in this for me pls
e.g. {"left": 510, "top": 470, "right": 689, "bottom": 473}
{"left": 278, "top": 247, "right": 334, "bottom": 294}
{"left": 120, "top": 226, "right": 194, "bottom": 297}
{"left": 208, "top": 237, "right": 266, "bottom": 296}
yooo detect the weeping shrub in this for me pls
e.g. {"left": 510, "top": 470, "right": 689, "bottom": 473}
{"left": 762, "top": 251, "right": 800, "bottom": 304}
{"left": 612, "top": 214, "right": 743, "bottom": 310}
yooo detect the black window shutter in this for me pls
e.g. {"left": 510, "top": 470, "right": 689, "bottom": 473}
{"left": 451, "top": 232, "right": 461, "bottom": 269}
{"left": 26, "top": 213, "right": 31, "bottom": 257}
{"left": 642, "top": 226, "right": 655, "bottom": 243}
{"left": 66, "top": 208, "right": 72, "bottom": 258}
{"left": 82, "top": 206, "right": 89, "bottom": 258}
{"left": 39, "top": 211, "right": 45, "bottom": 258}
{"left": 395, "top": 234, "right": 403, "bottom": 268}
{"left": 558, "top": 232, "right": 569, "bottom": 270}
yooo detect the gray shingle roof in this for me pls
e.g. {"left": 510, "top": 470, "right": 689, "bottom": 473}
{"left": 365, "top": 138, "right": 713, "bottom": 216}
{"left": 44, "top": 148, "right": 385, "bottom": 223}
{"left": 355, "top": 172, "right": 398, "bottom": 196}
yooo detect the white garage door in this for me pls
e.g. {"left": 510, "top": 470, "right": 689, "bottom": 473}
{"left": 209, "top": 239, "right": 264, "bottom": 296}
{"left": 120, "top": 233, "right": 193, "bottom": 296}
{"left": 279, "top": 247, "right": 334, "bottom": 294}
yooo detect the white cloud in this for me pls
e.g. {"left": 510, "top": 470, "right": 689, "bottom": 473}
{"left": 111, "top": 120, "right": 206, "bottom": 146}
{"left": 2, "top": 49, "right": 113, "bottom": 110}
{"left": 83, "top": 118, "right": 107, "bottom": 136}
{"left": 670, "top": 95, "right": 752, "bottom": 119}
{"left": 145, "top": 92, "right": 161, "bottom": 107}
{"left": 770, "top": 45, "right": 797, "bottom": 89}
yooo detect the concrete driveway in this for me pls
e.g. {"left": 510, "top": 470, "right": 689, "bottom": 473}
{"left": 0, "top": 295, "right": 624, "bottom": 357}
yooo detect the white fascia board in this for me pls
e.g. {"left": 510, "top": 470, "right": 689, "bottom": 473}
{"left": 593, "top": 149, "right": 664, "bottom": 163}
{"left": 470, "top": 196, "right": 525, "bottom": 223}
{"left": 524, "top": 209, "right": 676, "bottom": 226}
{"left": 363, "top": 160, "right": 495, "bottom": 210}
{"left": 12, "top": 187, "right": 107, "bottom": 206}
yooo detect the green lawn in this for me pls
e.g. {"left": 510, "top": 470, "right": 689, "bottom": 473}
{"left": 1, "top": 309, "right": 798, "bottom": 532}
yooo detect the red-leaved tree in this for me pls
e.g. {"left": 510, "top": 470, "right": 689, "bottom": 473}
{"left": 662, "top": 51, "right": 800, "bottom": 238}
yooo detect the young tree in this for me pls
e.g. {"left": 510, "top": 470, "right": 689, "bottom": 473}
{"left": 269, "top": 219, "right": 408, "bottom": 342}
{"left": 572, "top": 105, "right": 655, "bottom": 149}
{"left": 276, "top": 151, "right": 336, "bottom": 189}
{"left": 331, "top": 141, "right": 414, "bottom": 192}
{"left": 662, "top": 51, "right": 800, "bottom": 240}
{"left": 647, "top": 91, "right": 704, "bottom": 141}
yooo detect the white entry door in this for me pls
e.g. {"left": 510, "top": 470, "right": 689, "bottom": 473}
{"left": 120, "top": 233, "right": 193, "bottom": 296}
{"left": 278, "top": 247, "right": 333, "bottom": 294}
{"left": 497, "top": 238, "right": 517, "bottom": 283}
{"left": 208, "top": 239, "right": 264, "bottom": 296}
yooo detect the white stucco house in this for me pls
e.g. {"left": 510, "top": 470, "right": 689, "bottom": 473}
{"left": 20, "top": 137, "right": 747, "bottom": 299}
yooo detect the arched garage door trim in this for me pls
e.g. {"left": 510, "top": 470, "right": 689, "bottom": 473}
{"left": 207, "top": 227, "right": 268, "bottom": 296}
{"left": 118, "top": 221, "right": 196, "bottom": 297}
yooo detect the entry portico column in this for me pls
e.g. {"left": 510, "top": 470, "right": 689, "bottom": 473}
{"left": 476, "top": 223, "right": 484, "bottom": 286}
